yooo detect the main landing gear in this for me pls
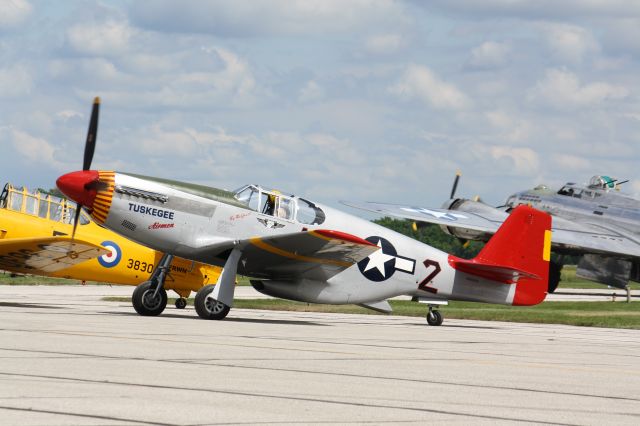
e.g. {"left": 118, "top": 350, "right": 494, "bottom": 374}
{"left": 194, "top": 247, "right": 242, "bottom": 320}
{"left": 132, "top": 253, "right": 173, "bottom": 316}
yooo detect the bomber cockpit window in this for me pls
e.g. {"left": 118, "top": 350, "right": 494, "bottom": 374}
{"left": 296, "top": 198, "right": 325, "bottom": 225}
{"left": 557, "top": 186, "right": 574, "bottom": 196}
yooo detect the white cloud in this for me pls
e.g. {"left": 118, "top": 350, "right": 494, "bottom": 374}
{"left": 552, "top": 154, "right": 592, "bottom": 171}
{"left": 136, "top": 125, "right": 198, "bottom": 158}
{"left": 131, "top": 0, "right": 411, "bottom": 36}
{"left": 67, "top": 20, "right": 134, "bottom": 56}
{"left": 601, "top": 18, "right": 640, "bottom": 55}
{"left": 489, "top": 146, "right": 539, "bottom": 175}
{"left": 55, "top": 110, "right": 83, "bottom": 122}
{"left": 298, "top": 80, "right": 325, "bottom": 103}
{"left": 389, "top": 64, "right": 471, "bottom": 110}
{"left": 468, "top": 41, "right": 510, "bottom": 69}
{"left": 146, "top": 47, "right": 258, "bottom": 107}
{"left": 364, "top": 33, "right": 405, "bottom": 55}
{"left": 0, "top": 65, "right": 32, "bottom": 97}
{"left": 485, "top": 110, "right": 532, "bottom": 143}
{"left": 539, "top": 23, "right": 598, "bottom": 63}
{"left": 426, "top": 1, "right": 640, "bottom": 19}
{"left": 0, "top": 0, "right": 32, "bottom": 29}
{"left": 528, "top": 68, "right": 629, "bottom": 109}
{"left": 9, "top": 128, "right": 64, "bottom": 169}
{"left": 67, "top": 46, "right": 260, "bottom": 109}
{"left": 47, "top": 58, "right": 123, "bottom": 86}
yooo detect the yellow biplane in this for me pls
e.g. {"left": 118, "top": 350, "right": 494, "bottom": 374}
{"left": 0, "top": 183, "right": 221, "bottom": 315}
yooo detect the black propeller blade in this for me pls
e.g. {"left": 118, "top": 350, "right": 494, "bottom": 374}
{"left": 71, "top": 97, "right": 100, "bottom": 241}
{"left": 83, "top": 97, "right": 100, "bottom": 171}
{"left": 71, "top": 207, "right": 82, "bottom": 240}
{"left": 450, "top": 171, "right": 461, "bottom": 199}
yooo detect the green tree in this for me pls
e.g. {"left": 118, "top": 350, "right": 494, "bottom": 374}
{"left": 373, "top": 217, "right": 484, "bottom": 259}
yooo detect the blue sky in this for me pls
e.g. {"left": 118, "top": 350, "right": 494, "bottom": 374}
{"left": 1, "top": 0, "right": 639, "bottom": 210}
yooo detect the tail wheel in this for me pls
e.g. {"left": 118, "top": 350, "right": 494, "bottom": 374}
{"left": 175, "top": 297, "right": 187, "bottom": 309}
{"left": 548, "top": 261, "right": 562, "bottom": 294}
{"left": 195, "top": 284, "right": 230, "bottom": 320}
{"left": 426, "top": 309, "right": 443, "bottom": 326}
{"left": 132, "top": 281, "right": 167, "bottom": 316}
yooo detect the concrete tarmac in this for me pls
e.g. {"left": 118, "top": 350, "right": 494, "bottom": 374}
{"left": 0, "top": 285, "right": 639, "bottom": 425}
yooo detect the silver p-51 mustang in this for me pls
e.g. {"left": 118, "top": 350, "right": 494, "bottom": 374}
{"left": 56, "top": 98, "right": 552, "bottom": 325}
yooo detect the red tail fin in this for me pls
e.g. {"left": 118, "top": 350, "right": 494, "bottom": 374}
{"left": 448, "top": 205, "right": 552, "bottom": 306}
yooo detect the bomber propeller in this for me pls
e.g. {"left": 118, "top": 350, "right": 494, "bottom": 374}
{"left": 449, "top": 170, "right": 461, "bottom": 200}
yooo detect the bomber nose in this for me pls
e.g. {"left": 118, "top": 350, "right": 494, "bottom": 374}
{"left": 56, "top": 170, "right": 100, "bottom": 208}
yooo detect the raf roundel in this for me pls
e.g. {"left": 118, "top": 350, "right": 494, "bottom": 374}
{"left": 98, "top": 240, "right": 122, "bottom": 268}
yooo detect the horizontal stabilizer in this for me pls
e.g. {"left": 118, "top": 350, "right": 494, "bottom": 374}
{"left": 448, "top": 259, "right": 540, "bottom": 284}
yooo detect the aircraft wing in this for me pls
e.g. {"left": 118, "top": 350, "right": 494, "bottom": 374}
{"left": 0, "top": 237, "right": 109, "bottom": 274}
{"left": 342, "top": 201, "right": 507, "bottom": 233}
{"left": 343, "top": 200, "right": 640, "bottom": 259}
{"left": 550, "top": 217, "right": 640, "bottom": 258}
{"left": 192, "top": 229, "right": 379, "bottom": 281}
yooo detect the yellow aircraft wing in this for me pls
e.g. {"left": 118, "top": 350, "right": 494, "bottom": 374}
{"left": 0, "top": 236, "right": 108, "bottom": 274}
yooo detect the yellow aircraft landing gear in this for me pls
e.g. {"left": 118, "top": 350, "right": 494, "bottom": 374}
{"left": 132, "top": 253, "right": 173, "bottom": 316}
{"left": 175, "top": 297, "right": 187, "bottom": 309}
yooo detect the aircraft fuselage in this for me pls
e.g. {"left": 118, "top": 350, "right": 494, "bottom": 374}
{"left": 95, "top": 172, "right": 518, "bottom": 306}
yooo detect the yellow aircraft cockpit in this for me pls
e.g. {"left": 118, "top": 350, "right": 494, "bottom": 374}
{"left": 0, "top": 183, "right": 90, "bottom": 232}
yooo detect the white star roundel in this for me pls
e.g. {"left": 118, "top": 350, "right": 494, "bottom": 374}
{"left": 357, "top": 236, "right": 415, "bottom": 282}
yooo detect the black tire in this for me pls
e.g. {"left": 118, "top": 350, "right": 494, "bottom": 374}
{"left": 132, "top": 281, "right": 167, "bottom": 316}
{"left": 175, "top": 297, "right": 187, "bottom": 309}
{"left": 426, "top": 310, "right": 443, "bottom": 326}
{"left": 194, "top": 285, "right": 230, "bottom": 320}
{"left": 548, "top": 261, "right": 562, "bottom": 294}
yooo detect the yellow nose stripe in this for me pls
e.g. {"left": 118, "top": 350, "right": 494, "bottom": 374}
{"left": 92, "top": 171, "right": 115, "bottom": 224}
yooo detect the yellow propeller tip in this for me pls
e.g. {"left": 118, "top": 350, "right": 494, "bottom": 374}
{"left": 93, "top": 96, "right": 101, "bottom": 104}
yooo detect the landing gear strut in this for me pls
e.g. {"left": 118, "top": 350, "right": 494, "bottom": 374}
{"left": 132, "top": 253, "right": 174, "bottom": 316}
{"left": 426, "top": 306, "right": 443, "bottom": 326}
{"left": 195, "top": 247, "right": 242, "bottom": 320}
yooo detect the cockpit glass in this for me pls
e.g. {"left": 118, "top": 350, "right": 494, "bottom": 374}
{"left": 296, "top": 198, "right": 325, "bottom": 225}
{"left": 234, "top": 186, "right": 260, "bottom": 211}
{"left": 80, "top": 210, "right": 91, "bottom": 225}
{"left": 557, "top": 186, "right": 573, "bottom": 196}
